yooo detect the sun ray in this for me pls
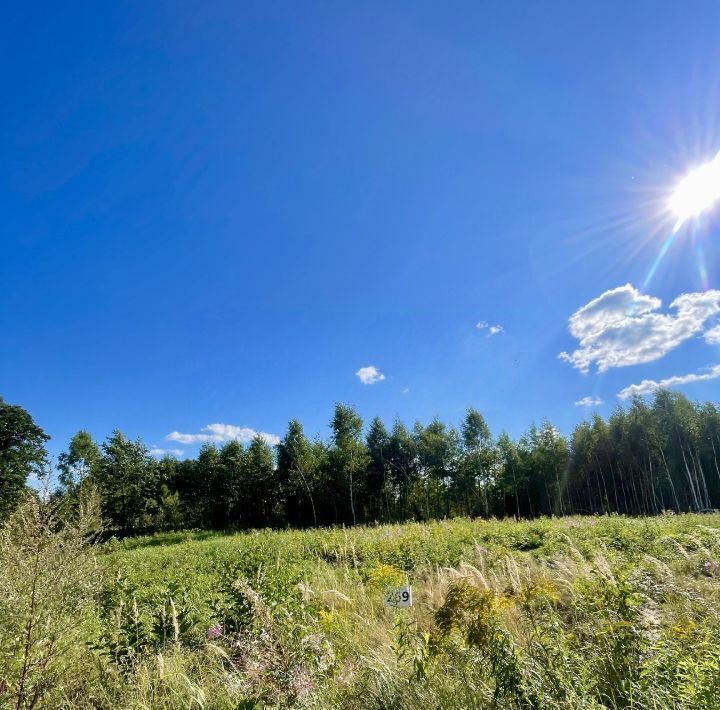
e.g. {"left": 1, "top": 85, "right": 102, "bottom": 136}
{"left": 697, "top": 244, "right": 710, "bottom": 291}
{"left": 643, "top": 230, "right": 678, "bottom": 290}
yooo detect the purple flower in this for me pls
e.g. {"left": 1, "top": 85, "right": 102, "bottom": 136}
{"left": 207, "top": 624, "right": 224, "bottom": 639}
{"left": 702, "top": 560, "right": 719, "bottom": 576}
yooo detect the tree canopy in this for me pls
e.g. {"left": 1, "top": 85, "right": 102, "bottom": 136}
{"left": 0, "top": 397, "right": 49, "bottom": 521}
{"left": 8, "top": 391, "right": 720, "bottom": 535}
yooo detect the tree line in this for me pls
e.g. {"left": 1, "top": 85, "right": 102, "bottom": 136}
{"left": 3, "top": 390, "right": 720, "bottom": 534}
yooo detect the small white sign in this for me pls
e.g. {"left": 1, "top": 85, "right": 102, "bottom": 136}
{"left": 384, "top": 586, "right": 412, "bottom": 608}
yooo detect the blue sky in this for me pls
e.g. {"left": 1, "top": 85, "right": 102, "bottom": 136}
{"left": 3, "top": 2, "right": 720, "bottom": 460}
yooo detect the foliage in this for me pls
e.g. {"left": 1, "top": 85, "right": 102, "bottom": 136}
{"left": 3, "top": 509, "right": 720, "bottom": 706}
{"left": 8, "top": 393, "right": 720, "bottom": 704}
{"left": 43, "top": 391, "right": 720, "bottom": 536}
{"left": 0, "top": 491, "right": 102, "bottom": 708}
{"left": 0, "top": 397, "right": 48, "bottom": 522}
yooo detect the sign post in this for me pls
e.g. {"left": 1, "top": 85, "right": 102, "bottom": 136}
{"left": 384, "top": 585, "right": 413, "bottom": 608}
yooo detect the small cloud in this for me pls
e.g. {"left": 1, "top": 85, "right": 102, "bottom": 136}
{"left": 705, "top": 324, "right": 720, "bottom": 345}
{"left": 203, "top": 423, "right": 280, "bottom": 446}
{"left": 167, "top": 424, "right": 280, "bottom": 446}
{"left": 617, "top": 364, "right": 720, "bottom": 400}
{"left": 356, "top": 365, "right": 386, "bottom": 385}
{"left": 575, "top": 396, "right": 604, "bottom": 407}
{"left": 401, "top": 387, "right": 410, "bottom": 395}
{"left": 150, "top": 447, "right": 184, "bottom": 458}
{"left": 476, "top": 321, "right": 504, "bottom": 337}
{"left": 165, "top": 431, "right": 214, "bottom": 444}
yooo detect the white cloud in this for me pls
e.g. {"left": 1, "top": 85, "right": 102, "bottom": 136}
{"left": 402, "top": 387, "right": 410, "bottom": 395}
{"left": 356, "top": 365, "right": 385, "bottom": 385}
{"left": 575, "top": 396, "right": 604, "bottom": 407}
{"left": 204, "top": 423, "right": 281, "bottom": 446}
{"left": 150, "top": 448, "right": 184, "bottom": 458}
{"left": 476, "top": 321, "right": 504, "bottom": 336}
{"left": 166, "top": 424, "right": 280, "bottom": 446}
{"left": 559, "top": 284, "right": 720, "bottom": 373}
{"left": 704, "top": 324, "right": 720, "bottom": 345}
{"left": 165, "top": 431, "right": 213, "bottom": 444}
{"left": 617, "top": 364, "right": 720, "bottom": 400}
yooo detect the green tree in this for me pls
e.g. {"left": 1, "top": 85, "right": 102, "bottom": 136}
{"left": 196, "top": 443, "right": 223, "bottom": 526}
{"left": 457, "top": 408, "right": 494, "bottom": 517}
{"left": 365, "top": 417, "right": 391, "bottom": 521}
{"left": 520, "top": 422, "right": 569, "bottom": 516}
{"left": 154, "top": 455, "right": 185, "bottom": 530}
{"left": 0, "top": 397, "right": 49, "bottom": 522}
{"left": 496, "top": 432, "right": 523, "bottom": 517}
{"left": 329, "top": 404, "right": 368, "bottom": 525}
{"left": 57, "top": 430, "right": 100, "bottom": 495}
{"left": 277, "top": 420, "right": 321, "bottom": 527}
{"left": 652, "top": 390, "right": 704, "bottom": 511}
{"left": 219, "top": 440, "right": 245, "bottom": 527}
{"left": 386, "top": 420, "right": 418, "bottom": 519}
{"left": 241, "top": 435, "right": 277, "bottom": 527}
{"left": 414, "top": 419, "right": 460, "bottom": 519}
{"left": 96, "top": 431, "right": 160, "bottom": 533}
{"left": 698, "top": 401, "right": 720, "bottom": 507}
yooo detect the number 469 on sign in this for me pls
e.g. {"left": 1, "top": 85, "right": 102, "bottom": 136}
{"left": 384, "top": 586, "right": 412, "bottom": 608}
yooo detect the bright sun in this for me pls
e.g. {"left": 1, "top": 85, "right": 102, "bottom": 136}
{"left": 669, "top": 150, "right": 720, "bottom": 231}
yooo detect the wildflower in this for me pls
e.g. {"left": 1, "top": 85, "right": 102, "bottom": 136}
{"left": 702, "top": 560, "right": 718, "bottom": 576}
{"left": 291, "top": 669, "right": 314, "bottom": 698}
{"left": 207, "top": 624, "right": 224, "bottom": 639}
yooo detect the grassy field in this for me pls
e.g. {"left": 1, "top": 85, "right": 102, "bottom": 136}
{"left": 5, "top": 512, "right": 720, "bottom": 708}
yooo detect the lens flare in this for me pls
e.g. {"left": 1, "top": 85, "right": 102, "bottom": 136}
{"left": 697, "top": 244, "right": 709, "bottom": 290}
{"left": 643, "top": 230, "right": 678, "bottom": 290}
{"left": 669, "top": 150, "right": 720, "bottom": 231}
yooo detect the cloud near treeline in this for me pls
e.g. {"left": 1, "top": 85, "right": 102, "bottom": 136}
{"left": 166, "top": 423, "right": 280, "bottom": 447}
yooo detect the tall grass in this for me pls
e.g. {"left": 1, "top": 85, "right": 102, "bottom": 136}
{"left": 2, "top": 508, "right": 720, "bottom": 707}
{"left": 0, "top": 493, "right": 102, "bottom": 708}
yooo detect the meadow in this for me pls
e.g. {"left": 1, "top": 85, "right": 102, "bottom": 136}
{"left": 4, "top": 505, "right": 720, "bottom": 709}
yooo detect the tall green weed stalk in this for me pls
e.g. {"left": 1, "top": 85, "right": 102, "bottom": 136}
{"left": 0, "top": 490, "right": 102, "bottom": 708}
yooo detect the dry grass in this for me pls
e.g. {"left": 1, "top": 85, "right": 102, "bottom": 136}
{"left": 3, "top": 506, "right": 720, "bottom": 707}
